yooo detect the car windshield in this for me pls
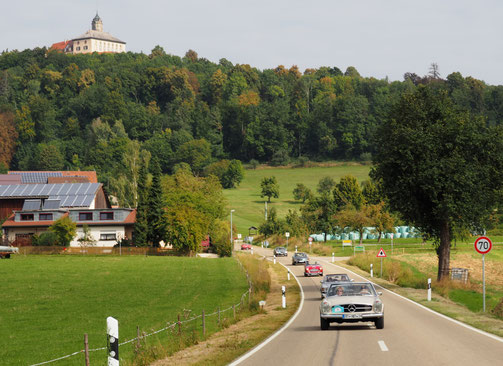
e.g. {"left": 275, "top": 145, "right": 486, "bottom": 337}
{"left": 327, "top": 283, "right": 375, "bottom": 297}
{"left": 324, "top": 274, "right": 349, "bottom": 282}
{"left": 296, "top": 253, "right": 307, "bottom": 257}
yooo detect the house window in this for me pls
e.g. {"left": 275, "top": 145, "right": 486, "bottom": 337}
{"left": 76, "top": 47, "right": 81, "bottom": 51}
{"left": 100, "top": 212, "right": 114, "bottom": 220}
{"left": 79, "top": 212, "right": 93, "bottom": 221}
{"left": 20, "top": 214, "right": 34, "bottom": 221}
{"left": 100, "top": 233, "right": 116, "bottom": 240}
{"left": 83, "top": 46, "right": 88, "bottom": 50}
{"left": 39, "top": 213, "right": 53, "bottom": 221}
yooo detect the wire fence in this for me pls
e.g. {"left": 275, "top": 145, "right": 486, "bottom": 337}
{"left": 29, "top": 256, "right": 253, "bottom": 366}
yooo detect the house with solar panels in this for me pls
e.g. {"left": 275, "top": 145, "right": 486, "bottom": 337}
{"left": 0, "top": 172, "right": 136, "bottom": 247}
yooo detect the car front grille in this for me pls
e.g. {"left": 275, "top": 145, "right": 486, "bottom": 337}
{"left": 337, "top": 304, "right": 373, "bottom": 312}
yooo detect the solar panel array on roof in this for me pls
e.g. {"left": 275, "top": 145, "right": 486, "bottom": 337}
{"left": 10, "top": 172, "right": 62, "bottom": 184}
{"left": 43, "top": 199, "right": 61, "bottom": 210}
{"left": 0, "top": 183, "right": 101, "bottom": 208}
{"left": 22, "top": 199, "right": 42, "bottom": 210}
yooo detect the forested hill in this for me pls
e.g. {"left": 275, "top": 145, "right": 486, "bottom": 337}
{"left": 1, "top": 47, "right": 502, "bottom": 195}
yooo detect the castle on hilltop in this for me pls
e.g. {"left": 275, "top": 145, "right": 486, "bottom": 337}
{"left": 51, "top": 13, "right": 126, "bottom": 54}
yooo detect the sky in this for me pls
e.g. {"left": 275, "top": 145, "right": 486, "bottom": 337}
{"left": 2, "top": 0, "right": 502, "bottom": 85}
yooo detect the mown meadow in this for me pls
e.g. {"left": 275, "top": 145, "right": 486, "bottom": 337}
{"left": 0, "top": 255, "right": 249, "bottom": 365}
{"left": 223, "top": 163, "right": 371, "bottom": 235}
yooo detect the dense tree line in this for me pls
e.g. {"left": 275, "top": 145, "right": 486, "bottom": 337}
{"left": 1, "top": 47, "right": 502, "bottom": 204}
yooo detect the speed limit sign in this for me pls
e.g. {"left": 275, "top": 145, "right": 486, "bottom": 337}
{"left": 474, "top": 236, "right": 492, "bottom": 254}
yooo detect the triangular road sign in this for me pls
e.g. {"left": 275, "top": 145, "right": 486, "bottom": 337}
{"left": 377, "top": 248, "right": 387, "bottom": 258}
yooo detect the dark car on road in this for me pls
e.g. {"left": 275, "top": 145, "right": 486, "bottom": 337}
{"left": 292, "top": 252, "right": 308, "bottom": 265}
{"left": 273, "top": 247, "right": 288, "bottom": 257}
{"left": 320, "top": 273, "right": 352, "bottom": 298}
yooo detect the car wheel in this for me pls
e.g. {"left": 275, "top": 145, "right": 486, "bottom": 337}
{"left": 375, "top": 317, "right": 384, "bottom": 329}
{"left": 320, "top": 317, "right": 329, "bottom": 330}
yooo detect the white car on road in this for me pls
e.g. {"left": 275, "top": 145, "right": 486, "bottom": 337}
{"left": 320, "top": 282, "right": 384, "bottom": 330}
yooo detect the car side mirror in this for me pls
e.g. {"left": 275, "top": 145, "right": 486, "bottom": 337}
{"left": 350, "top": 279, "right": 354, "bottom": 282}
{"left": 377, "top": 291, "right": 382, "bottom": 296}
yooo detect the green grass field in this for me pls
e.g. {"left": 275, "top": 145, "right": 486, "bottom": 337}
{"left": 224, "top": 163, "right": 371, "bottom": 235}
{"left": 0, "top": 256, "right": 249, "bottom": 365}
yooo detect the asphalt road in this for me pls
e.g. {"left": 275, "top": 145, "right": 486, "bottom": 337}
{"left": 233, "top": 245, "right": 503, "bottom": 366}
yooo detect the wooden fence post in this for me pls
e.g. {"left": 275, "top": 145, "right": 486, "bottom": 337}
{"left": 178, "top": 314, "right": 181, "bottom": 336}
{"left": 84, "top": 334, "right": 89, "bottom": 366}
{"left": 218, "top": 307, "right": 221, "bottom": 326}
{"left": 233, "top": 304, "right": 236, "bottom": 320}
{"left": 202, "top": 310, "right": 206, "bottom": 337}
{"left": 136, "top": 325, "right": 140, "bottom": 351}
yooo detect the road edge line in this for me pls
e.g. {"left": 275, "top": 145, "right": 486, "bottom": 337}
{"left": 228, "top": 261, "right": 305, "bottom": 365}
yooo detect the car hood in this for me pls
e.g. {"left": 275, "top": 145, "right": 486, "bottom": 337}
{"left": 324, "top": 295, "right": 377, "bottom": 306}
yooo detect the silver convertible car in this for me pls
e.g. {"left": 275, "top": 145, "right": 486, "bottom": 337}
{"left": 319, "top": 282, "right": 384, "bottom": 330}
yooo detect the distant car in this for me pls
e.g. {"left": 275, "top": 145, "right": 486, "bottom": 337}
{"left": 0, "top": 245, "right": 18, "bottom": 259}
{"left": 320, "top": 273, "right": 353, "bottom": 298}
{"left": 292, "top": 252, "right": 308, "bottom": 265}
{"left": 320, "top": 282, "right": 384, "bottom": 330}
{"left": 304, "top": 261, "right": 323, "bottom": 277}
{"left": 273, "top": 247, "right": 288, "bottom": 257}
{"left": 241, "top": 243, "right": 252, "bottom": 250}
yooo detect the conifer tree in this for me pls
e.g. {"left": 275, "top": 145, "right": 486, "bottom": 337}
{"left": 147, "top": 159, "right": 167, "bottom": 247}
{"left": 133, "top": 161, "right": 149, "bottom": 246}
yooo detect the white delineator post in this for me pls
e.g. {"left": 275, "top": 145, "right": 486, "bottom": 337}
{"left": 287, "top": 271, "right": 290, "bottom": 281}
{"left": 107, "top": 317, "right": 119, "bottom": 366}
{"left": 370, "top": 263, "right": 373, "bottom": 278}
{"left": 332, "top": 252, "right": 335, "bottom": 263}
{"left": 273, "top": 255, "right": 276, "bottom": 264}
{"left": 281, "top": 286, "right": 286, "bottom": 308}
{"left": 427, "top": 278, "right": 431, "bottom": 301}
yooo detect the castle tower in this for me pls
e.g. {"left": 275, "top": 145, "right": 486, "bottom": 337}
{"left": 92, "top": 13, "right": 103, "bottom": 32}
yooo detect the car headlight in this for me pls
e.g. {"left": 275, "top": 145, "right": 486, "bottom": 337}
{"left": 373, "top": 299, "right": 383, "bottom": 313}
{"left": 321, "top": 300, "right": 331, "bottom": 314}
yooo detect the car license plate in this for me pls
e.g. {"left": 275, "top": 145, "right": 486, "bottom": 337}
{"left": 343, "top": 313, "right": 362, "bottom": 319}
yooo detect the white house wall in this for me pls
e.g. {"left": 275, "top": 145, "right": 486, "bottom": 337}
{"left": 71, "top": 225, "right": 125, "bottom": 248}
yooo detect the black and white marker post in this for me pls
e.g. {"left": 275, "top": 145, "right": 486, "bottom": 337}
{"left": 107, "top": 316, "right": 119, "bottom": 366}
{"left": 281, "top": 285, "right": 286, "bottom": 308}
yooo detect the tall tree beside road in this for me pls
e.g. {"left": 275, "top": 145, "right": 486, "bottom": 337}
{"left": 301, "top": 193, "right": 337, "bottom": 242}
{"left": 147, "top": 159, "right": 167, "bottom": 247}
{"left": 372, "top": 85, "right": 503, "bottom": 280}
{"left": 260, "top": 176, "right": 279, "bottom": 202}
{"left": 333, "top": 175, "right": 365, "bottom": 210}
{"left": 134, "top": 161, "right": 149, "bottom": 247}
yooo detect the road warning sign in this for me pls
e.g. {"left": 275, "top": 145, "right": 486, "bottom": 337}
{"left": 377, "top": 248, "right": 387, "bottom": 258}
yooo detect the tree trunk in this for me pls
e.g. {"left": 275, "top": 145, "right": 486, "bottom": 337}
{"left": 437, "top": 220, "right": 451, "bottom": 281}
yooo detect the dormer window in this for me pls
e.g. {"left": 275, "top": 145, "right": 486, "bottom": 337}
{"left": 39, "top": 213, "right": 53, "bottom": 221}
{"left": 79, "top": 212, "right": 93, "bottom": 221}
{"left": 20, "top": 214, "right": 34, "bottom": 221}
{"left": 100, "top": 212, "right": 114, "bottom": 220}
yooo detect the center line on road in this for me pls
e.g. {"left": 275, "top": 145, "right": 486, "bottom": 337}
{"left": 378, "top": 340, "right": 389, "bottom": 352}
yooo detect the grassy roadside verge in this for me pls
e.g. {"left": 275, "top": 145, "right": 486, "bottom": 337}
{"left": 151, "top": 253, "right": 301, "bottom": 366}
{"left": 333, "top": 259, "right": 503, "bottom": 338}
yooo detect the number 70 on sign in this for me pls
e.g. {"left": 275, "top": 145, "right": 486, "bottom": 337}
{"left": 474, "top": 236, "right": 492, "bottom": 255}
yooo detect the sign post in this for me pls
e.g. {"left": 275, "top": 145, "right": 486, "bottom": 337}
{"left": 390, "top": 233, "right": 394, "bottom": 255}
{"left": 376, "top": 247, "right": 387, "bottom": 278}
{"left": 308, "top": 237, "right": 313, "bottom": 253}
{"left": 285, "top": 232, "right": 290, "bottom": 250}
{"left": 474, "top": 236, "right": 492, "bottom": 312}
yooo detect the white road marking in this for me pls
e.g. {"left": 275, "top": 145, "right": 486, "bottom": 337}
{"left": 317, "top": 257, "right": 503, "bottom": 343}
{"left": 378, "top": 340, "right": 389, "bottom": 352}
{"left": 228, "top": 259, "right": 305, "bottom": 365}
